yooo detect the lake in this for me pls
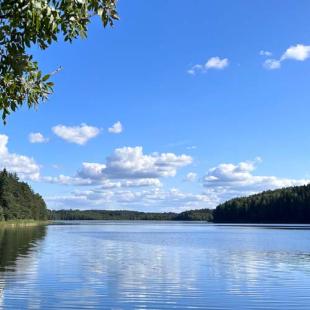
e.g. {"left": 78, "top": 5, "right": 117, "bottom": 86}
{"left": 1, "top": 222, "right": 310, "bottom": 309}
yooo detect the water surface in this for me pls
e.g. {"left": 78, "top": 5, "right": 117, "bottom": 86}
{"left": 1, "top": 221, "right": 310, "bottom": 309}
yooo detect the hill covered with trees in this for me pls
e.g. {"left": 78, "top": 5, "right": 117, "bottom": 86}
{"left": 49, "top": 208, "right": 214, "bottom": 221}
{"left": 50, "top": 209, "right": 178, "bottom": 221}
{"left": 213, "top": 184, "right": 310, "bottom": 223}
{"left": 0, "top": 169, "right": 48, "bottom": 221}
{"left": 174, "top": 209, "right": 213, "bottom": 221}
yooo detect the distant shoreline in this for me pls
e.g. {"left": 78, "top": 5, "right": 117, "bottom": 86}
{"left": 0, "top": 220, "right": 50, "bottom": 227}
{"left": 50, "top": 219, "right": 310, "bottom": 224}
{"left": 49, "top": 209, "right": 213, "bottom": 222}
{"left": 2, "top": 219, "right": 310, "bottom": 227}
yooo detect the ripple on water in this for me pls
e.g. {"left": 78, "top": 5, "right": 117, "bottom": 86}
{"left": 0, "top": 223, "right": 310, "bottom": 309}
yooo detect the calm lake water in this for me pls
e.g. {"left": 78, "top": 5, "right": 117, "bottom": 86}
{"left": 1, "top": 222, "right": 310, "bottom": 309}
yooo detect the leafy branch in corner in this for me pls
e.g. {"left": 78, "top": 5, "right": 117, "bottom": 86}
{"left": 0, "top": 0, "right": 119, "bottom": 123}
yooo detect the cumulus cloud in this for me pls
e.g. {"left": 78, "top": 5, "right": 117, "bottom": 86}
{"left": 120, "top": 179, "right": 162, "bottom": 188}
{"left": 108, "top": 121, "right": 123, "bottom": 134}
{"left": 46, "top": 187, "right": 213, "bottom": 212}
{"left": 184, "top": 172, "right": 197, "bottom": 182}
{"left": 203, "top": 158, "right": 309, "bottom": 195}
{"left": 206, "top": 57, "right": 229, "bottom": 69}
{"left": 43, "top": 147, "right": 206, "bottom": 211}
{"left": 42, "top": 175, "right": 93, "bottom": 186}
{"left": 52, "top": 124, "right": 100, "bottom": 145}
{"left": 101, "top": 147, "right": 192, "bottom": 179}
{"left": 188, "top": 56, "right": 229, "bottom": 75}
{"left": 78, "top": 162, "right": 107, "bottom": 180}
{"left": 44, "top": 174, "right": 162, "bottom": 189}
{"left": 44, "top": 155, "right": 310, "bottom": 212}
{"left": 28, "top": 132, "right": 49, "bottom": 144}
{"left": 44, "top": 146, "right": 191, "bottom": 189}
{"left": 186, "top": 145, "right": 197, "bottom": 150}
{"left": 263, "top": 59, "right": 281, "bottom": 70}
{"left": 263, "top": 44, "right": 310, "bottom": 70}
{"left": 78, "top": 146, "right": 191, "bottom": 181}
{"left": 0, "top": 134, "right": 40, "bottom": 181}
{"left": 281, "top": 44, "right": 310, "bottom": 61}
{"left": 259, "top": 50, "right": 272, "bottom": 57}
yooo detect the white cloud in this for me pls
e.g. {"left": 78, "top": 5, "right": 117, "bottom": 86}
{"left": 101, "top": 147, "right": 192, "bottom": 179}
{"left": 187, "top": 65, "right": 203, "bottom": 75}
{"left": 78, "top": 162, "right": 107, "bottom": 180}
{"left": 263, "top": 44, "right": 310, "bottom": 70}
{"left": 44, "top": 174, "right": 162, "bottom": 189}
{"left": 28, "top": 132, "right": 49, "bottom": 144}
{"left": 43, "top": 147, "right": 205, "bottom": 211}
{"left": 108, "top": 121, "right": 123, "bottom": 134}
{"left": 281, "top": 44, "right": 310, "bottom": 61}
{"left": 0, "top": 134, "right": 40, "bottom": 181}
{"left": 259, "top": 50, "right": 272, "bottom": 57}
{"left": 43, "top": 175, "right": 93, "bottom": 186}
{"left": 186, "top": 145, "right": 197, "bottom": 150}
{"left": 78, "top": 146, "right": 192, "bottom": 180}
{"left": 0, "top": 135, "right": 7, "bottom": 154}
{"left": 203, "top": 158, "right": 309, "bottom": 195}
{"left": 46, "top": 187, "right": 213, "bottom": 212}
{"left": 188, "top": 56, "right": 229, "bottom": 75}
{"left": 44, "top": 155, "right": 310, "bottom": 212}
{"left": 184, "top": 172, "right": 197, "bottom": 182}
{"left": 206, "top": 57, "right": 229, "bottom": 69}
{"left": 52, "top": 124, "right": 100, "bottom": 145}
{"left": 120, "top": 179, "right": 162, "bottom": 188}
{"left": 263, "top": 59, "right": 281, "bottom": 70}
{"left": 44, "top": 146, "right": 191, "bottom": 189}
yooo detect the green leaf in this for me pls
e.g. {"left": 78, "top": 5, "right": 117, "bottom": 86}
{"left": 42, "top": 74, "right": 50, "bottom": 81}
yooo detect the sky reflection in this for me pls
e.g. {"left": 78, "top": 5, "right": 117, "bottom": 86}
{"left": 1, "top": 223, "right": 310, "bottom": 309}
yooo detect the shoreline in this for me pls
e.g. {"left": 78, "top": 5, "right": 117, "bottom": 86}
{"left": 0, "top": 220, "right": 50, "bottom": 228}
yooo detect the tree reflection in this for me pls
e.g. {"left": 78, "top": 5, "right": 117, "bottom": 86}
{"left": 0, "top": 225, "right": 47, "bottom": 271}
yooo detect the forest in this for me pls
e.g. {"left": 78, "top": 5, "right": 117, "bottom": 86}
{"left": 49, "top": 208, "right": 214, "bottom": 221}
{"left": 0, "top": 169, "right": 48, "bottom": 221}
{"left": 50, "top": 209, "right": 178, "bottom": 221}
{"left": 213, "top": 184, "right": 310, "bottom": 223}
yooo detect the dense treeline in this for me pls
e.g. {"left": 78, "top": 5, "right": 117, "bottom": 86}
{"left": 174, "top": 209, "right": 213, "bottom": 221}
{"left": 50, "top": 209, "right": 177, "bottom": 221}
{"left": 49, "top": 208, "right": 214, "bottom": 221}
{"left": 213, "top": 185, "right": 310, "bottom": 223}
{"left": 0, "top": 169, "right": 48, "bottom": 221}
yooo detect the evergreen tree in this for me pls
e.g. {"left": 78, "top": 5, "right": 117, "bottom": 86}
{"left": 0, "top": 169, "right": 48, "bottom": 221}
{"left": 213, "top": 184, "right": 310, "bottom": 223}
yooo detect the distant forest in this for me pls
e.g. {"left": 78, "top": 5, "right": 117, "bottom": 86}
{"left": 0, "top": 169, "right": 48, "bottom": 221}
{"left": 49, "top": 208, "right": 214, "bottom": 222}
{"left": 2, "top": 168, "right": 310, "bottom": 223}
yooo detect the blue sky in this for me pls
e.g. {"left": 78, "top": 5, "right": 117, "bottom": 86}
{"left": 1, "top": 0, "right": 310, "bottom": 211}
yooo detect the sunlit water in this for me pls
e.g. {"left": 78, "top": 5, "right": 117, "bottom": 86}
{"left": 1, "top": 222, "right": 310, "bottom": 309}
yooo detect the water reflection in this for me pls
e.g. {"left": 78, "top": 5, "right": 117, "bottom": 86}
{"left": 1, "top": 223, "right": 310, "bottom": 309}
{"left": 0, "top": 225, "right": 46, "bottom": 271}
{"left": 0, "top": 225, "right": 46, "bottom": 309}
